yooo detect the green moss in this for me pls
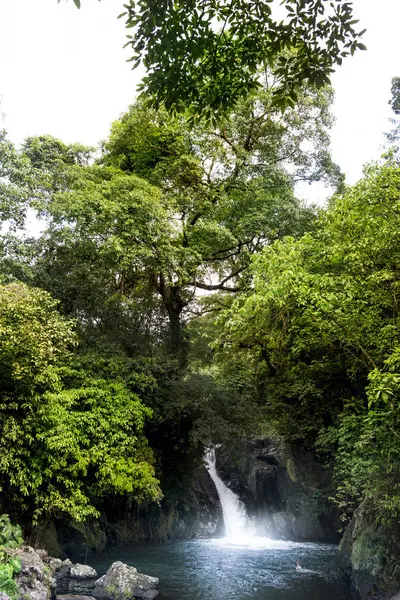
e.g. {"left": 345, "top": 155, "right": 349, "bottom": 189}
{"left": 286, "top": 458, "right": 297, "bottom": 482}
{"left": 351, "top": 525, "right": 387, "bottom": 575}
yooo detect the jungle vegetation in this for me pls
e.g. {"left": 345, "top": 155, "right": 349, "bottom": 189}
{"left": 2, "top": 0, "right": 399, "bottom": 548}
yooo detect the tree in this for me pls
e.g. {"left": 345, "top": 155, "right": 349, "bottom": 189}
{"left": 216, "top": 157, "right": 400, "bottom": 523}
{"left": 0, "top": 282, "right": 160, "bottom": 524}
{"left": 62, "top": 0, "right": 364, "bottom": 118}
{"left": 121, "top": 0, "right": 365, "bottom": 119}
{"left": 388, "top": 76, "right": 400, "bottom": 144}
{"left": 0, "top": 131, "right": 32, "bottom": 229}
{"left": 13, "top": 79, "right": 339, "bottom": 355}
{"left": 389, "top": 77, "right": 400, "bottom": 115}
{"left": 99, "top": 80, "right": 340, "bottom": 348}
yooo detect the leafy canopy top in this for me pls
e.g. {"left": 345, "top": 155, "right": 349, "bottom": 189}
{"left": 63, "top": 0, "right": 365, "bottom": 121}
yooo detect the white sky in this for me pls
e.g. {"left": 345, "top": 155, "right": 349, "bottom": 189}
{"left": 0, "top": 0, "right": 399, "bottom": 197}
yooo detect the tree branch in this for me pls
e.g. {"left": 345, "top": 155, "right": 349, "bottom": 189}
{"left": 193, "top": 282, "right": 242, "bottom": 292}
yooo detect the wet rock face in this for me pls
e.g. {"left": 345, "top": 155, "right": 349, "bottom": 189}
{"left": 172, "top": 466, "right": 224, "bottom": 539}
{"left": 46, "top": 466, "right": 223, "bottom": 555}
{"left": 14, "top": 545, "right": 55, "bottom": 600}
{"left": 215, "top": 439, "right": 339, "bottom": 542}
{"left": 340, "top": 501, "right": 400, "bottom": 599}
{"left": 93, "top": 561, "right": 159, "bottom": 600}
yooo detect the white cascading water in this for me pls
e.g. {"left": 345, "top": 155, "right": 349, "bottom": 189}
{"left": 205, "top": 448, "right": 298, "bottom": 550}
{"left": 205, "top": 447, "right": 253, "bottom": 539}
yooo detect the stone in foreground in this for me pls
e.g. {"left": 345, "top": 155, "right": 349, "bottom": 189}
{"left": 93, "top": 561, "right": 159, "bottom": 600}
{"left": 0, "top": 593, "right": 11, "bottom": 600}
{"left": 68, "top": 563, "right": 98, "bottom": 594}
{"left": 56, "top": 596, "right": 96, "bottom": 600}
{"left": 14, "top": 545, "right": 56, "bottom": 600}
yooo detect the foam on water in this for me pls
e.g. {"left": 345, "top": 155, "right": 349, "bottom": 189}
{"left": 208, "top": 535, "right": 310, "bottom": 550}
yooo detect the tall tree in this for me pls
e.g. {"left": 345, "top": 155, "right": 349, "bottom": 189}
{"left": 100, "top": 80, "right": 341, "bottom": 347}
{"left": 3, "top": 80, "right": 340, "bottom": 355}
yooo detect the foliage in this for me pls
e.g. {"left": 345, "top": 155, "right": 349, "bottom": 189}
{"left": 0, "top": 79, "right": 344, "bottom": 523}
{"left": 0, "top": 515, "right": 22, "bottom": 600}
{"left": 0, "top": 131, "right": 32, "bottom": 229}
{"left": 388, "top": 77, "right": 400, "bottom": 144}
{"left": 118, "top": 0, "right": 365, "bottom": 120}
{"left": 0, "top": 282, "right": 160, "bottom": 523}
{"left": 3, "top": 80, "right": 337, "bottom": 356}
{"left": 216, "top": 159, "right": 400, "bottom": 523}
{"left": 389, "top": 77, "right": 400, "bottom": 115}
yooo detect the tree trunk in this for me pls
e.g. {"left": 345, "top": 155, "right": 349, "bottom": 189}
{"left": 157, "top": 274, "right": 187, "bottom": 361}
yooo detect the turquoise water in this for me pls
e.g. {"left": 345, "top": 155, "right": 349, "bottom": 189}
{"left": 90, "top": 537, "right": 353, "bottom": 600}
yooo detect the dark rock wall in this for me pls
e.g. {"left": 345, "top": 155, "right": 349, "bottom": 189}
{"left": 216, "top": 438, "right": 339, "bottom": 542}
{"left": 34, "top": 466, "right": 223, "bottom": 559}
{"left": 34, "top": 438, "right": 339, "bottom": 558}
{"left": 340, "top": 500, "right": 400, "bottom": 599}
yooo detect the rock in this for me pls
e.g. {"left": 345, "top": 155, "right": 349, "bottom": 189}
{"left": 14, "top": 545, "right": 55, "bottom": 600}
{"left": 215, "top": 438, "right": 339, "bottom": 542}
{"left": 93, "top": 561, "right": 159, "bottom": 600}
{"left": 53, "top": 559, "right": 98, "bottom": 595}
{"left": 70, "top": 563, "right": 97, "bottom": 580}
{"left": 36, "top": 548, "right": 49, "bottom": 561}
{"left": 340, "top": 500, "right": 400, "bottom": 598}
{"left": 0, "top": 593, "right": 11, "bottom": 600}
{"left": 46, "top": 556, "right": 63, "bottom": 571}
{"left": 68, "top": 563, "right": 98, "bottom": 594}
{"left": 54, "top": 558, "right": 73, "bottom": 594}
{"left": 56, "top": 596, "right": 96, "bottom": 600}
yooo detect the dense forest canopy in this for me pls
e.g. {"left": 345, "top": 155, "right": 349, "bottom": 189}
{"left": 216, "top": 156, "right": 400, "bottom": 524}
{"left": 0, "top": 73, "right": 341, "bottom": 524}
{"left": 2, "top": 0, "right": 400, "bottom": 560}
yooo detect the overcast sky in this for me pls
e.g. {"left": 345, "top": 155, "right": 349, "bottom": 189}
{"left": 0, "top": 0, "right": 399, "bottom": 197}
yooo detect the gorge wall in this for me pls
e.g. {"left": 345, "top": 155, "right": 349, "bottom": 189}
{"left": 215, "top": 438, "right": 339, "bottom": 542}
{"left": 34, "top": 437, "right": 338, "bottom": 559}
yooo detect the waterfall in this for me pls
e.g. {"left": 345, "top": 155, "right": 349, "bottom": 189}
{"left": 205, "top": 447, "right": 252, "bottom": 539}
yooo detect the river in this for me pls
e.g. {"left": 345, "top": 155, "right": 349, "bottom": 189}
{"left": 90, "top": 537, "right": 352, "bottom": 600}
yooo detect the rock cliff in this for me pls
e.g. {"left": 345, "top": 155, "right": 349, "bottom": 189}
{"left": 215, "top": 438, "right": 339, "bottom": 541}
{"left": 340, "top": 500, "right": 400, "bottom": 599}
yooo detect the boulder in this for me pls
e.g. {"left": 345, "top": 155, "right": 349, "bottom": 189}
{"left": 70, "top": 564, "right": 97, "bottom": 580}
{"left": 93, "top": 561, "right": 159, "bottom": 600}
{"left": 68, "top": 563, "right": 98, "bottom": 594}
{"left": 46, "top": 557, "right": 63, "bottom": 572}
{"left": 36, "top": 549, "right": 49, "bottom": 561}
{"left": 14, "top": 545, "right": 55, "bottom": 600}
{"left": 54, "top": 558, "right": 73, "bottom": 594}
{"left": 56, "top": 596, "right": 96, "bottom": 600}
{"left": 52, "top": 559, "right": 98, "bottom": 595}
